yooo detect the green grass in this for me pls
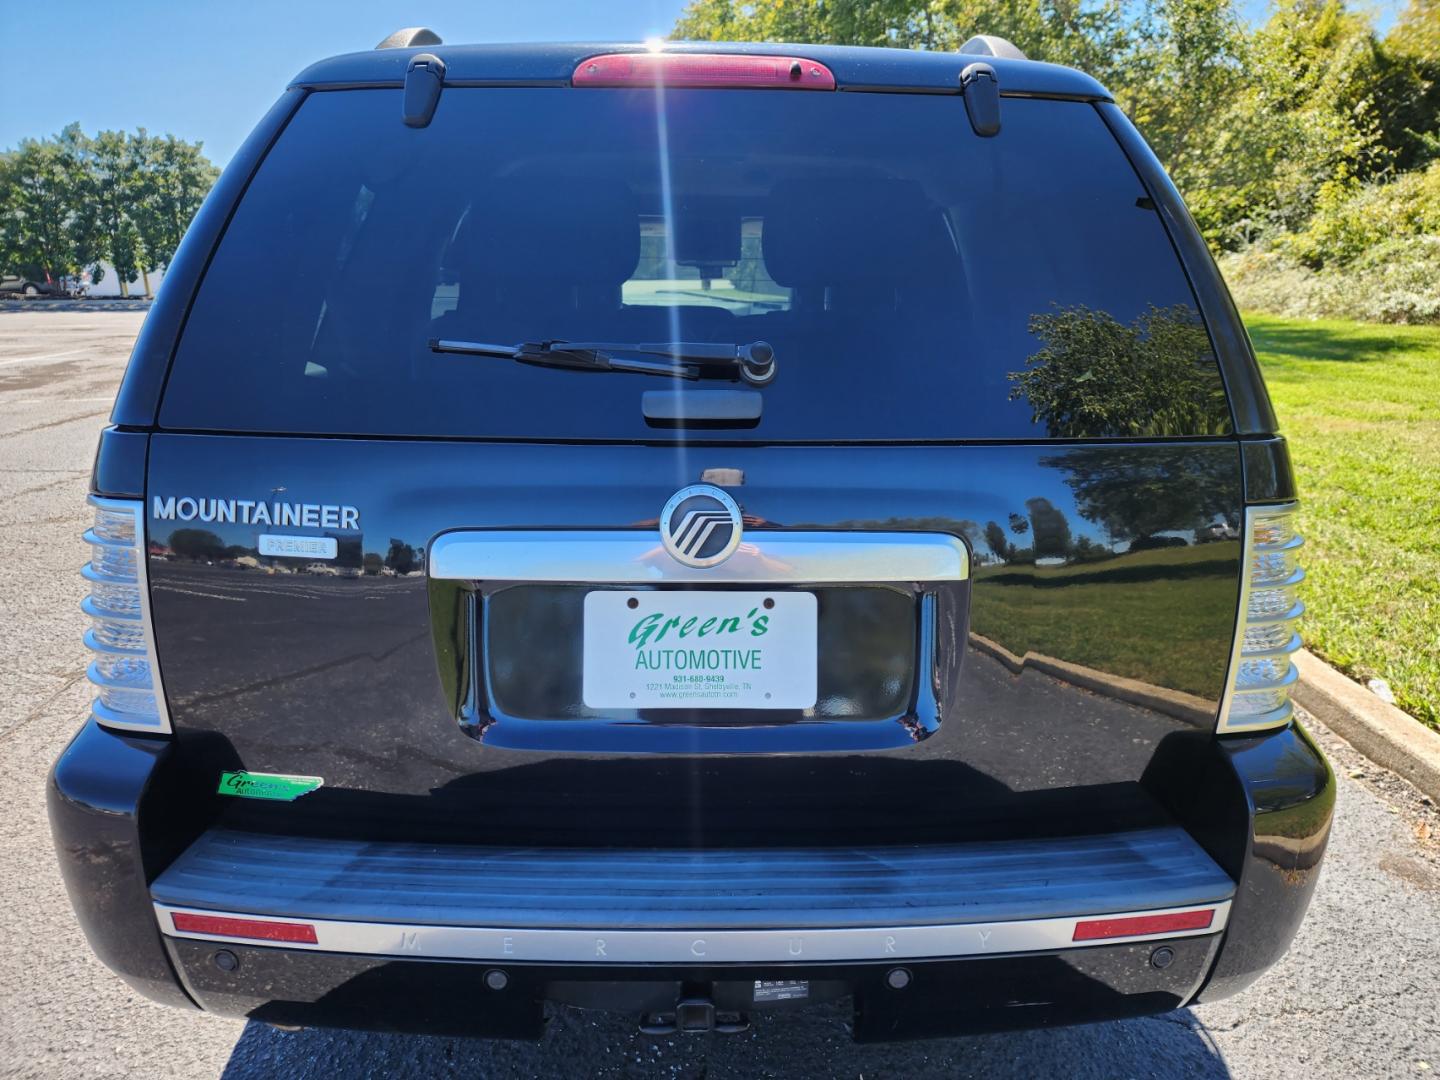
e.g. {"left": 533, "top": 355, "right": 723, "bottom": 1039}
{"left": 1246, "top": 313, "right": 1440, "bottom": 729}
{"left": 970, "top": 544, "right": 1238, "bottom": 701}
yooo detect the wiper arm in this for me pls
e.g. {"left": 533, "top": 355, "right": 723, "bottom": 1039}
{"left": 429, "top": 338, "right": 776, "bottom": 385}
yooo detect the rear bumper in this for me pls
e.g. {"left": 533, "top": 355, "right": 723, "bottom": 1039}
{"left": 49, "top": 718, "right": 1334, "bottom": 1039}
{"left": 160, "top": 935, "right": 1226, "bottom": 1040}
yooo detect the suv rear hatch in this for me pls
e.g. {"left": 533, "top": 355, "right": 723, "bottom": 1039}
{"left": 143, "top": 62, "right": 1246, "bottom": 871}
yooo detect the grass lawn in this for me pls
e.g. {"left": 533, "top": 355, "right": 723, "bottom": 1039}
{"left": 970, "top": 545, "right": 1238, "bottom": 701}
{"left": 1246, "top": 313, "right": 1440, "bottom": 729}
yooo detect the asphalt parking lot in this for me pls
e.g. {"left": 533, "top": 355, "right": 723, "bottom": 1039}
{"left": 2, "top": 308, "right": 1438, "bottom": 1079}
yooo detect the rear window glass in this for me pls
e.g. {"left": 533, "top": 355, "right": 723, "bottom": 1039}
{"left": 162, "top": 87, "right": 1232, "bottom": 441}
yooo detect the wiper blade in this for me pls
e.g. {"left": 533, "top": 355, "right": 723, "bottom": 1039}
{"left": 429, "top": 338, "right": 776, "bottom": 385}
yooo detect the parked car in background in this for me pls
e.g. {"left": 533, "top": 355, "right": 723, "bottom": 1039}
{"left": 0, "top": 273, "right": 63, "bottom": 298}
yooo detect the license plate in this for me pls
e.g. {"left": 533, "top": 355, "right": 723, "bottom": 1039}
{"left": 582, "top": 591, "right": 817, "bottom": 710}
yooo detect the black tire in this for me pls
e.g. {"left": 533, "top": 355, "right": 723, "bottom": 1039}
{"left": 23, "top": 284, "right": 38, "bottom": 298}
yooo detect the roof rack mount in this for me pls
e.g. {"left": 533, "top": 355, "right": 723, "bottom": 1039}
{"left": 959, "top": 35, "right": 1028, "bottom": 61}
{"left": 377, "top": 27, "right": 442, "bottom": 50}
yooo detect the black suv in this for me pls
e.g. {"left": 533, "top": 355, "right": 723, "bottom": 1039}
{"left": 51, "top": 33, "right": 1332, "bottom": 1042}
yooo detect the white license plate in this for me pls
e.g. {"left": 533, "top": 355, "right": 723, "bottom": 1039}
{"left": 582, "top": 590, "right": 817, "bottom": 710}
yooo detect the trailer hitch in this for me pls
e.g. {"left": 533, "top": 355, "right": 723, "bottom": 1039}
{"left": 639, "top": 997, "right": 750, "bottom": 1036}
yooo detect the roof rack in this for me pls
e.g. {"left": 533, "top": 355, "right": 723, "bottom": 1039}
{"left": 959, "top": 35, "right": 1028, "bottom": 61}
{"left": 376, "top": 27, "right": 442, "bottom": 50}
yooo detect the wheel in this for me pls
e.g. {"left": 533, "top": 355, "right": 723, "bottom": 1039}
{"left": 23, "top": 284, "right": 38, "bottom": 298}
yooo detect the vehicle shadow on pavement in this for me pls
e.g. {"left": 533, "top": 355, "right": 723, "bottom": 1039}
{"left": 0, "top": 299, "right": 152, "bottom": 312}
{"left": 221, "top": 1001, "right": 1230, "bottom": 1078}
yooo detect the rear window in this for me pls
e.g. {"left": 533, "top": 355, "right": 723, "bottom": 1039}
{"left": 161, "top": 86, "right": 1232, "bottom": 441}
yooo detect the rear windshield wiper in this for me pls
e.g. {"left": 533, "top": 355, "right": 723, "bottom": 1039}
{"left": 428, "top": 338, "right": 776, "bottom": 385}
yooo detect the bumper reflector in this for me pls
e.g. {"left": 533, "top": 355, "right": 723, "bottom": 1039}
{"left": 170, "top": 912, "right": 319, "bottom": 944}
{"left": 1072, "top": 908, "right": 1215, "bottom": 942}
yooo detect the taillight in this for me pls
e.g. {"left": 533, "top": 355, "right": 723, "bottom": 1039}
{"left": 572, "top": 53, "right": 836, "bottom": 90}
{"left": 82, "top": 495, "right": 170, "bottom": 733}
{"left": 1217, "top": 503, "right": 1303, "bottom": 734}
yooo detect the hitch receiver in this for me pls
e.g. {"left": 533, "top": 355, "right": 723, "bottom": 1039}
{"left": 640, "top": 998, "right": 751, "bottom": 1036}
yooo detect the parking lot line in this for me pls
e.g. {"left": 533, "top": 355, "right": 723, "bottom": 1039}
{"left": 0, "top": 348, "right": 89, "bottom": 368}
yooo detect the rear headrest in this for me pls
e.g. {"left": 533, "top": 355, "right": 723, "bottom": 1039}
{"left": 452, "top": 178, "right": 641, "bottom": 285}
{"left": 762, "top": 178, "right": 958, "bottom": 289}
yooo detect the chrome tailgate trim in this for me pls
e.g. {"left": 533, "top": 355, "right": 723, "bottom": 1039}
{"left": 155, "top": 900, "right": 1230, "bottom": 964}
{"left": 428, "top": 529, "right": 969, "bottom": 583}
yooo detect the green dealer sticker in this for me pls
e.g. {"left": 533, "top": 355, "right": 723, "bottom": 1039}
{"left": 218, "top": 771, "right": 323, "bottom": 801}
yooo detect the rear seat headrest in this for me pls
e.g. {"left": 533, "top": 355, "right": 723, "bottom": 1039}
{"left": 762, "top": 178, "right": 958, "bottom": 289}
{"left": 452, "top": 178, "right": 641, "bottom": 285}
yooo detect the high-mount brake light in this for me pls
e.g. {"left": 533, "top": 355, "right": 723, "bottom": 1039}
{"left": 82, "top": 495, "right": 170, "bottom": 733}
{"left": 573, "top": 53, "right": 836, "bottom": 90}
{"left": 1217, "top": 503, "right": 1304, "bottom": 734}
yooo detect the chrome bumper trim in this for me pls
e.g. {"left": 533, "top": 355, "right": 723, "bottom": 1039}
{"left": 428, "top": 529, "right": 969, "bottom": 584}
{"left": 155, "top": 900, "right": 1227, "bottom": 964}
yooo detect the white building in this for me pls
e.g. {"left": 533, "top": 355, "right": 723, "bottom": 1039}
{"left": 82, "top": 261, "right": 167, "bottom": 298}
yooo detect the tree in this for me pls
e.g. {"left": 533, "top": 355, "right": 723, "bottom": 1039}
{"left": 385, "top": 538, "right": 417, "bottom": 575}
{"left": 1008, "top": 303, "right": 1231, "bottom": 438}
{"left": 169, "top": 528, "right": 226, "bottom": 561}
{"left": 1070, "top": 533, "right": 1112, "bottom": 561}
{"left": 0, "top": 124, "right": 216, "bottom": 293}
{"left": 1043, "top": 445, "right": 1236, "bottom": 545}
{"left": 671, "top": 0, "right": 1410, "bottom": 251}
{"left": 0, "top": 132, "right": 92, "bottom": 280}
{"left": 1025, "top": 497, "right": 1073, "bottom": 558}
{"left": 130, "top": 132, "right": 219, "bottom": 278}
{"left": 80, "top": 130, "right": 144, "bottom": 297}
{"left": 1121, "top": 0, "right": 1250, "bottom": 214}
{"left": 1391, "top": 0, "right": 1440, "bottom": 56}
{"left": 1378, "top": 0, "right": 1440, "bottom": 170}
{"left": 983, "top": 520, "right": 1012, "bottom": 563}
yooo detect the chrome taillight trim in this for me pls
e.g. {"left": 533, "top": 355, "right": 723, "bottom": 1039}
{"left": 1233, "top": 661, "right": 1300, "bottom": 695}
{"left": 1235, "top": 632, "right": 1304, "bottom": 662}
{"left": 1251, "top": 566, "right": 1306, "bottom": 590}
{"left": 1217, "top": 502, "right": 1303, "bottom": 735}
{"left": 83, "top": 495, "right": 171, "bottom": 734}
{"left": 81, "top": 628, "right": 147, "bottom": 657}
{"left": 1220, "top": 700, "right": 1295, "bottom": 735}
{"left": 80, "top": 562, "right": 142, "bottom": 587}
{"left": 1244, "top": 600, "right": 1306, "bottom": 627}
{"left": 80, "top": 530, "right": 132, "bottom": 551}
{"left": 80, "top": 595, "right": 143, "bottom": 622}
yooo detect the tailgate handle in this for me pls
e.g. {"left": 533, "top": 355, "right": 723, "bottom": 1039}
{"left": 642, "top": 389, "right": 763, "bottom": 428}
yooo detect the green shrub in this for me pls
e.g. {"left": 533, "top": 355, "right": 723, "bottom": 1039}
{"left": 1283, "top": 161, "right": 1440, "bottom": 266}
{"left": 1220, "top": 235, "right": 1440, "bottom": 324}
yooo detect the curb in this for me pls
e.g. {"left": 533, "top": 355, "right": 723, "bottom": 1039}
{"left": 1293, "top": 649, "right": 1440, "bottom": 802}
{"left": 968, "top": 633, "right": 1216, "bottom": 727}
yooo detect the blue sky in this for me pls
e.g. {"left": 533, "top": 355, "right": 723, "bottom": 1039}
{"left": 1, "top": 1, "right": 691, "bottom": 165}
{"left": 1, "top": 0, "right": 1401, "bottom": 167}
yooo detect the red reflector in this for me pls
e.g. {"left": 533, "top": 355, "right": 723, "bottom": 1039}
{"left": 573, "top": 53, "right": 836, "bottom": 90}
{"left": 171, "top": 912, "right": 319, "bottom": 944}
{"left": 1072, "top": 908, "right": 1215, "bottom": 942}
